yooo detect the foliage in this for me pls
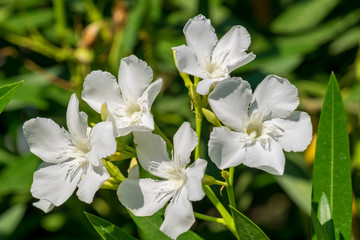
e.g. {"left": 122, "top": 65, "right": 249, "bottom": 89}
{"left": 0, "top": 0, "right": 359, "bottom": 239}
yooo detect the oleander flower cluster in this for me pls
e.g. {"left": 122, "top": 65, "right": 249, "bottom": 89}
{"left": 23, "top": 14, "right": 312, "bottom": 239}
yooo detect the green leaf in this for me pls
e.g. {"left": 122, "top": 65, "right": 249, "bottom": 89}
{"left": 129, "top": 211, "right": 203, "bottom": 240}
{"left": 329, "top": 27, "right": 360, "bottom": 54}
{"left": 270, "top": 0, "right": 340, "bottom": 33}
{"left": 311, "top": 209, "right": 331, "bottom": 240}
{"left": 0, "top": 204, "right": 26, "bottom": 237}
{"left": 0, "top": 81, "right": 23, "bottom": 114}
{"left": 84, "top": 212, "right": 137, "bottom": 240}
{"left": 312, "top": 73, "right": 352, "bottom": 240}
{"left": 0, "top": 9, "right": 54, "bottom": 34}
{"left": 229, "top": 206, "right": 269, "bottom": 240}
{"left": 317, "top": 193, "right": 335, "bottom": 240}
{"left": 275, "top": 158, "right": 312, "bottom": 216}
{"left": 0, "top": 154, "right": 40, "bottom": 197}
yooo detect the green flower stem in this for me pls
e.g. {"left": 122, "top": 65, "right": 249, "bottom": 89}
{"left": 203, "top": 185, "right": 236, "bottom": 235}
{"left": 194, "top": 212, "right": 226, "bottom": 225}
{"left": 153, "top": 121, "right": 173, "bottom": 150}
{"left": 213, "top": 179, "right": 227, "bottom": 186}
{"left": 194, "top": 106, "right": 203, "bottom": 160}
{"left": 194, "top": 76, "right": 200, "bottom": 86}
{"left": 225, "top": 167, "right": 236, "bottom": 210}
{"left": 4, "top": 33, "right": 72, "bottom": 62}
{"left": 202, "top": 174, "right": 227, "bottom": 186}
{"left": 53, "top": 0, "right": 67, "bottom": 45}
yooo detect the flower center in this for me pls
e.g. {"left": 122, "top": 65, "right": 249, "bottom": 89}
{"left": 202, "top": 53, "right": 229, "bottom": 79}
{"left": 246, "top": 121, "right": 263, "bottom": 139}
{"left": 113, "top": 101, "right": 144, "bottom": 124}
{"left": 125, "top": 101, "right": 142, "bottom": 121}
{"left": 149, "top": 161, "right": 187, "bottom": 183}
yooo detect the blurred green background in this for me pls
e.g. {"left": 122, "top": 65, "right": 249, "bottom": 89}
{"left": 0, "top": 0, "right": 360, "bottom": 239}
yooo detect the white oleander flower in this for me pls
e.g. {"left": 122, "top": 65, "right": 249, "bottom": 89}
{"left": 208, "top": 76, "right": 312, "bottom": 175}
{"left": 117, "top": 122, "right": 207, "bottom": 239}
{"left": 173, "top": 14, "right": 255, "bottom": 95}
{"left": 82, "top": 55, "right": 162, "bottom": 137}
{"left": 23, "top": 94, "right": 116, "bottom": 212}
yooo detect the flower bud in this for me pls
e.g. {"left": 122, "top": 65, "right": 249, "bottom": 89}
{"left": 221, "top": 170, "right": 230, "bottom": 179}
{"left": 202, "top": 174, "right": 216, "bottom": 185}
{"left": 101, "top": 103, "right": 108, "bottom": 121}
{"left": 202, "top": 108, "right": 222, "bottom": 127}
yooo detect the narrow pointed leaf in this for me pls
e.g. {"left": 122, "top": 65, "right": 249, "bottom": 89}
{"left": 84, "top": 212, "right": 137, "bottom": 240}
{"left": 230, "top": 206, "right": 269, "bottom": 240}
{"left": 317, "top": 193, "right": 335, "bottom": 240}
{"left": 0, "top": 81, "right": 23, "bottom": 114}
{"left": 311, "top": 209, "right": 331, "bottom": 240}
{"left": 312, "top": 73, "right": 352, "bottom": 240}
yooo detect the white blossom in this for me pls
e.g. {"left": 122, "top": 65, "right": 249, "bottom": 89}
{"left": 208, "top": 76, "right": 312, "bottom": 175}
{"left": 173, "top": 14, "right": 255, "bottom": 95}
{"left": 82, "top": 55, "right": 162, "bottom": 137}
{"left": 117, "top": 122, "right": 207, "bottom": 239}
{"left": 23, "top": 94, "right": 116, "bottom": 212}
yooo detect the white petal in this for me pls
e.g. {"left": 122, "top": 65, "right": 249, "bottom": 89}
{"left": 185, "top": 158, "right": 207, "bottom": 201}
{"left": 208, "top": 127, "right": 247, "bottom": 169}
{"left": 244, "top": 139, "right": 285, "bottom": 175}
{"left": 31, "top": 163, "right": 82, "bottom": 206}
{"left": 160, "top": 187, "right": 195, "bottom": 239}
{"left": 172, "top": 45, "right": 206, "bottom": 78}
{"left": 66, "top": 94, "right": 88, "bottom": 141}
{"left": 267, "top": 111, "right": 313, "bottom": 152}
{"left": 173, "top": 122, "right": 198, "bottom": 168}
{"left": 208, "top": 78, "right": 251, "bottom": 131}
{"left": 133, "top": 131, "right": 171, "bottom": 176}
{"left": 213, "top": 26, "right": 253, "bottom": 67}
{"left": 23, "top": 118, "right": 71, "bottom": 164}
{"left": 184, "top": 14, "right": 218, "bottom": 65}
{"left": 196, "top": 78, "right": 221, "bottom": 95}
{"left": 250, "top": 75, "right": 299, "bottom": 120}
{"left": 118, "top": 55, "right": 153, "bottom": 101}
{"left": 140, "top": 78, "right": 163, "bottom": 109}
{"left": 227, "top": 52, "right": 256, "bottom": 72}
{"left": 115, "top": 116, "right": 154, "bottom": 137}
{"left": 82, "top": 70, "right": 123, "bottom": 113}
{"left": 88, "top": 122, "right": 116, "bottom": 166}
{"left": 76, "top": 164, "right": 110, "bottom": 204}
{"left": 33, "top": 199, "right": 54, "bottom": 213}
{"left": 117, "top": 178, "right": 172, "bottom": 216}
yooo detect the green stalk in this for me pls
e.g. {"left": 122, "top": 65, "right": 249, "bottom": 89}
{"left": 194, "top": 106, "right": 203, "bottom": 160}
{"left": 4, "top": 33, "right": 71, "bottom": 62}
{"left": 194, "top": 212, "right": 226, "bottom": 225}
{"left": 203, "top": 185, "right": 236, "bottom": 235}
{"left": 53, "top": 0, "right": 67, "bottom": 45}
{"left": 226, "top": 167, "right": 236, "bottom": 210}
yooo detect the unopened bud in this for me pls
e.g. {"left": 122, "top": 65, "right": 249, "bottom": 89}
{"left": 221, "top": 170, "right": 230, "bottom": 179}
{"left": 81, "top": 23, "right": 100, "bottom": 48}
{"left": 102, "top": 159, "right": 125, "bottom": 182}
{"left": 101, "top": 103, "right": 108, "bottom": 121}
{"left": 202, "top": 108, "right": 222, "bottom": 127}
{"left": 202, "top": 175, "right": 216, "bottom": 185}
{"left": 74, "top": 47, "right": 94, "bottom": 64}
